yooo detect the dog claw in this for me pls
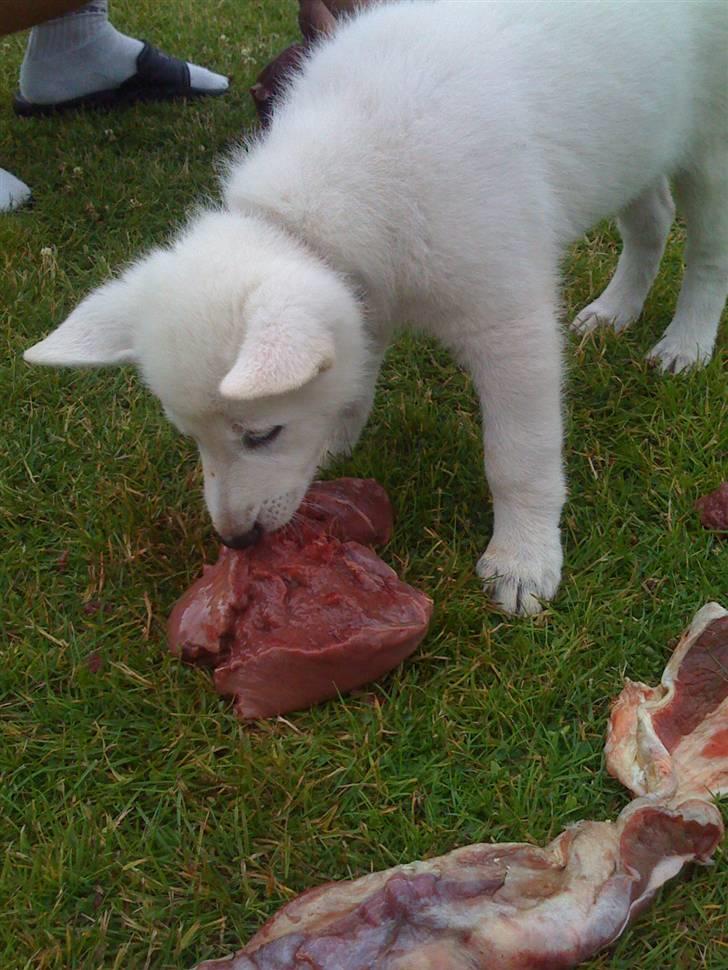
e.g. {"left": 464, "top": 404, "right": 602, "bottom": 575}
{"left": 571, "top": 303, "right": 637, "bottom": 336}
{"left": 646, "top": 337, "right": 712, "bottom": 374}
{"left": 476, "top": 544, "right": 561, "bottom": 617}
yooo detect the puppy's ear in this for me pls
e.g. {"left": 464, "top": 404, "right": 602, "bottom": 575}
{"left": 219, "top": 310, "right": 335, "bottom": 400}
{"left": 24, "top": 276, "right": 138, "bottom": 368}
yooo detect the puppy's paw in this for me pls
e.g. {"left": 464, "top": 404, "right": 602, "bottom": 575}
{"left": 646, "top": 335, "right": 713, "bottom": 374}
{"left": 571, "top": 299, "right": 637, "bottom": 335}
{"left": 476, "top": 539, "right": 562, "bottom": 616}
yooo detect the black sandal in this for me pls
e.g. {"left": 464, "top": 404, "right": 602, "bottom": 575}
{"left": 13, "top": 42, "right": 227, "bottom": 117}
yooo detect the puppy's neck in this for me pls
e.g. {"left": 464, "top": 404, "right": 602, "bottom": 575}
{"left": 235, "top": 197, "right": 382, "bottom": 335}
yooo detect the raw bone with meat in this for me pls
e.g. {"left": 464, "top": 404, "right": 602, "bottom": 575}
{"left": 194, "top": 602, "right": 728, "bottom": 970}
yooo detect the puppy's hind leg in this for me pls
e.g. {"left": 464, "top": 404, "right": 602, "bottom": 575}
{"left": 648, "top": 150, "right": 728, "bottom": 373}
{"left": 572, "top": 177, "right": 674, "bottom": 334}
{"left": 464, "top": 306, "right": 566, "bottom": 616}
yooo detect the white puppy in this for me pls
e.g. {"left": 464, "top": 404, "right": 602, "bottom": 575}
{"left": 25, "top": 1, "right": 727, "bottom": 615}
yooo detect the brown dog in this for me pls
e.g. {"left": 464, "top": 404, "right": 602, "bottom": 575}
{"left": 250, "top": 0, "right": 370, "bottom": 125}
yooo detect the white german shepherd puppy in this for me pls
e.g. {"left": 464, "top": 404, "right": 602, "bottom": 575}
{"left": 25, "top": 1, "right": 727, "bottom": 615}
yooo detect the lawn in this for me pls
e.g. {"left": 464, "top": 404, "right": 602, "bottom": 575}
{"left": 1, "top": 2, "right": 726, "bottom": 967}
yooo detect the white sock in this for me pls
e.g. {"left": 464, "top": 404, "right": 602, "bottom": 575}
{"left": 20, "top": 0, "right": 228, "bottom": 105}
{"left": 0, "top": 168, "right": 32, "bottom": 212}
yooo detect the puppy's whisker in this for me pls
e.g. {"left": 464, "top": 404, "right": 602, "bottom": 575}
{"left": 287, "top": 510, "right": 307, "bottom": 543}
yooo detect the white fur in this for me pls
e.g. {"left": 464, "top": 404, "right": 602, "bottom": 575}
{"left": 25, "top": 1, "right": 727, "bottom": 614}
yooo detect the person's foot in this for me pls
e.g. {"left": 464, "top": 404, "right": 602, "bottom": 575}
{"left": 17, "top": 9, "right": 228, "bottom": 114}
{"left": 0, "top": 168, "right": 31, "bottom": 212}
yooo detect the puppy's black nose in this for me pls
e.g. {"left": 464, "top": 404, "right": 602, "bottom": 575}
{"left": 219, "top": 523, "right": 263, "bottom": 550}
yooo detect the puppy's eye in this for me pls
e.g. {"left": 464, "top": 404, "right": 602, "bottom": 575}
{"left": 242, "top": 425, "right": 283, "bottom": 449}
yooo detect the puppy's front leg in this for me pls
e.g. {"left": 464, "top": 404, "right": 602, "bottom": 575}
{"left": 467, "top": 313, "right": 566, "bottom": 615}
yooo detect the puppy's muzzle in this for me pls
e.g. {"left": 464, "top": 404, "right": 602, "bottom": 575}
{"left": 218, "top": 523, "right": 263, "bottom": 550}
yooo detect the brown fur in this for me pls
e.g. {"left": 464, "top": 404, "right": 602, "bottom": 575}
{"left": 250, "top": 1, "right": 374, "bottom": 125}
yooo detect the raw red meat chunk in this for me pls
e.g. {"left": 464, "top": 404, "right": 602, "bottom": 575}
{"left": 168, "top": 479, "right": 432, "bottom": 720}
{"left": 298, "top": 478, "right": 394, "bottom": 547}
{"left": 695, "top": 481, "right": 728, "bottom": 534}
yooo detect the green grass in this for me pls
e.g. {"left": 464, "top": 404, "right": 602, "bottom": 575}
{"left": 1, "top": 3, "right": 727, "bottom": 967}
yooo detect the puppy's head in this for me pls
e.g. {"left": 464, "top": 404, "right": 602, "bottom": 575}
{"left": 24, "top": 211, "right": 368, "bottom": 544}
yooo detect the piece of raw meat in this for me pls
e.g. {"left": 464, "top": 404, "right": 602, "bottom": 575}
{"left": 695, "top": 482, "right": 728, "bottom": 535}
{"left": 605, "top": 604, "right": 728, "bottom": 802}
{"left": 168, "top": 478, "right": 432, "bottom": 720}
{"left": 298, "top": 478, "right": 394, "bottom": 547}
{"left": 193, "top": 603, "right": 727, "bottom": 970}
{"left": 169, "top": 477, "right": 394, "bottom": 666}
